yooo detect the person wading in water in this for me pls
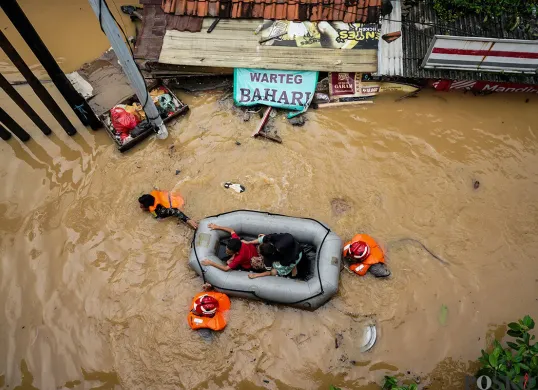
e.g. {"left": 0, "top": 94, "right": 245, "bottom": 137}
{"left": 138, "top": 190, "right": 198, "bottom": 229}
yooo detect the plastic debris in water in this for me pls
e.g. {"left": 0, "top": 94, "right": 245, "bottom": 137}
{"left": 224, "top": 182, "right": 245, "bottom": 193}
{"left": 439, "top": 304, "right": 448, "bottom": 326}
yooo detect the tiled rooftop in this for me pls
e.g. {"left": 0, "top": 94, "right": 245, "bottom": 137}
{"left": 161, "top": 0, "right": 381, "bottom": 23}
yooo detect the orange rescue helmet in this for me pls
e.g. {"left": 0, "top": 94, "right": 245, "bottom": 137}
{"left": 349, "top": 241, "right": 370, "bottom": 261}
{"left": 192, "top": 294, "right": 219, "bottom": 317}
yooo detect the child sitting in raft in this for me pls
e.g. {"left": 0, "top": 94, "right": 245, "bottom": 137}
{"left": 201, "top": 224, "right": 259, "bottom": 271}
{"left": 247, "top": 233, "right": 303, "bottom": 279}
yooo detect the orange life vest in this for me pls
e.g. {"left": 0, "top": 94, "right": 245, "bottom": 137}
{"left": 343, "top": 234, "right": 385, "bottom": 276}
{"left": 148, "top": 190, "right": 184, "bottom": 213}
{"left": 187, "top": 292, "right": 231, "bottom": 331}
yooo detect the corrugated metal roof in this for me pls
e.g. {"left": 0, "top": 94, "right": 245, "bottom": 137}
{"left": 377, "top": 0, "right": 403, "bottom": 76}
{"left": 161, "top": 0, "right": 382, "bottom": 23}
{"left": 401, "top": 1, "right": 538, "bottom": 83}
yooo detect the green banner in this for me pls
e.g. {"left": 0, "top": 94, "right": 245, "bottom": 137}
{"left": 233, "top": 68, "right": 318, "bottom": 111}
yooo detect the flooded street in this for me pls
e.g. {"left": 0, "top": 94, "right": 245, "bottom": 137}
{"left": 1, "top": 2, "right": 538, "bottom": 390}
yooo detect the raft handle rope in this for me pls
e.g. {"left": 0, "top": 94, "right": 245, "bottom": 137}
{"left": 191, "top": 210, "right": 330, "bottom": 305}
{"left": 387, "top": 238, "right": 449, "bottom": 266}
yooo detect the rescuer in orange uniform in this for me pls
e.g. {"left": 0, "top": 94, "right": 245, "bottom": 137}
{"left": 343, "top": 234, "right": 390, "bottom": 277}
{"left": 187, "top": 292, "right": 231, "bottom": 331}
{"left": 138, "top": 190, "right": 198, "bottom": 229}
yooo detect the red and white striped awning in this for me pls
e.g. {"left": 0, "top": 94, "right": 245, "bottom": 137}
{"left": 422, "top": 36, "right": 538, "bottom": 74}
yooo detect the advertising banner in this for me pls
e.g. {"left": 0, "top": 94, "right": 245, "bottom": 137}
{"left": 432, "top": 79, "right": 538, "bottom": 94}
{"left": 329, "top": 72, "right": 380, "bottom": 99}
{"left": 234, "top": 68, "right": 318, "bottom": 111}
{"left": 258, "top": 21, "right": 380, "bottom": 50}
{"left": 328, "top": 72, "right": 420, "bottom": 103}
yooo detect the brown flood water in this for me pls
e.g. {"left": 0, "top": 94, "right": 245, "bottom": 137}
{"left": 1, "top": 2, "right": 538, "bottom": 390}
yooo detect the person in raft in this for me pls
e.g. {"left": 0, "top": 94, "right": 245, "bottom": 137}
{"left": 247, "top": 233, "right": 303, "bottom": 279}
{"left": 201, "top": 224, "right": 260, "bottom": 272}
{"left": 138, "top": 190, "right": 198, "bottom": 230}
{"left": 343, "top": 234, "right": 391, "bottom": 278}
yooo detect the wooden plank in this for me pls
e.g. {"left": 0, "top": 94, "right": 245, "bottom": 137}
{"left": 252, "top": 106, "right": 272, "bottom": 137}
{"left": 161, "top": 40, "right": 377, "bottom": 62}
{"left": 159, "top": 56, "right": 377, "bottom": 72}
{"left": 159, "top": 30, "right": 378, "bottom": 72}
{"left": 159, "top": 49, "right": 377, "bottom": 66}
{"left": 159, "top": 48, "right": 377, "bottom": 64}
{"left": 160, "top": 52, "right": 376, "bottom": 71}
{"left": 158, "top": 56, "right": 378, "bottom": 72}
{"left": 199, "top": 17, "right": 260, "bottom": 29}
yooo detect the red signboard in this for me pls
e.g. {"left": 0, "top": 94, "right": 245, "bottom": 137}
{"left": 431, "top": 79, "right": 538, "bottom": 94}
{"left": 330, "top": 72, "right": 356, "bottom": 96}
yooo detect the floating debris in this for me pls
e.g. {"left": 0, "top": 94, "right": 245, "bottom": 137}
{"left": 252, "top": 107, "right": 282, "bottom": 143}
{"left": 288, "top": 115, "right": 306, "bottom": 127}
{"left": 224, "top": 182, "right": 245, "bottom": 193}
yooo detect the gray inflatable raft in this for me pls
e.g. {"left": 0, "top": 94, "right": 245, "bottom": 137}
{"left": 189, "top": 210, "right": 342, "bottom": 310}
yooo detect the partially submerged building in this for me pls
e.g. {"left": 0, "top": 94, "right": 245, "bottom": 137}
{"left": 134, "top": 0, "right": 538, "bottom": 91}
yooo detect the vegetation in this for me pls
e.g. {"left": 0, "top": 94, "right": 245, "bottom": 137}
{"left": 382, "top": 376, "right": 417, "bottom": 390}
{"left": 433, "top": 0, "right": 538, "bottom": 30}
{"left": 477, "top": 315, "right": 538, "bottom": 389}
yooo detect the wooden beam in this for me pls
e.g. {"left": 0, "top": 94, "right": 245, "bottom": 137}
{"left": 0, "top": 123, "right": 12, "bottom": 141}
{"left": 0, "top": 72, "right": 52, "bottom": 135}
{"left": 0, "top": 107, "right": 30, "bottom": 141}
{"left": 0, "top": 30, "right": 77, "bottom": 136}
{"left": 159, "top": 29, "right": 378, "bottom": 72}
{"left": 1, "top": 0, "right": 102, "bottom": 130}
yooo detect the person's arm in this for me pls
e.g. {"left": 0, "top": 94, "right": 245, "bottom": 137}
{"left": 201, "top": 259, "right": 231, "bottom": 272}
{"left": 153, "top": 205, "right": 168, "bottom": 219}
{"left": 208, "top": 223, "right": 235, "bottom": 235}
{"left": 242, "top": 234, "right": 267, "bottom": 246}
{"left": 248, "top": 269, "right": 277, "bottom": 279}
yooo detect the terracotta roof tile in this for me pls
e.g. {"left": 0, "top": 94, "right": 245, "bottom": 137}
{"left": 134, "top": 4, "right": 203, "bottom": 61}
{"left": 161, "top": 0, "right": 380, "bottom": 22}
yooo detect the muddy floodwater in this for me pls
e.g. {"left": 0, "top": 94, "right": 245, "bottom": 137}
{"left": 1, "top": 2, "right": 538, "bottom": 390}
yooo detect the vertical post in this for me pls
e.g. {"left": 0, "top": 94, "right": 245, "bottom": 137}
{"left": 87, "top": 0, "right": 168, "bottom": 139}
{"left": 0, "top": 107, "right": 30, "bottom": 142}
{"left": 1, "top": 0, "right": 102, "bottom": 130}
{"left": 0, "top": 30, "right": 77, "bottom": 136}
{"left": 0, "top": 72, "right": 52, "bottom": 135}
{"left": 0, "top": 123, "right": 12, "bottom": 141}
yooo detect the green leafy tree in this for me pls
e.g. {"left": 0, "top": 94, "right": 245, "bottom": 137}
{"left": 477, "top": 315, "right": 538, "bottom": 389}
{"left": 433, "top": 0, "right": 538, "bottom": 32}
